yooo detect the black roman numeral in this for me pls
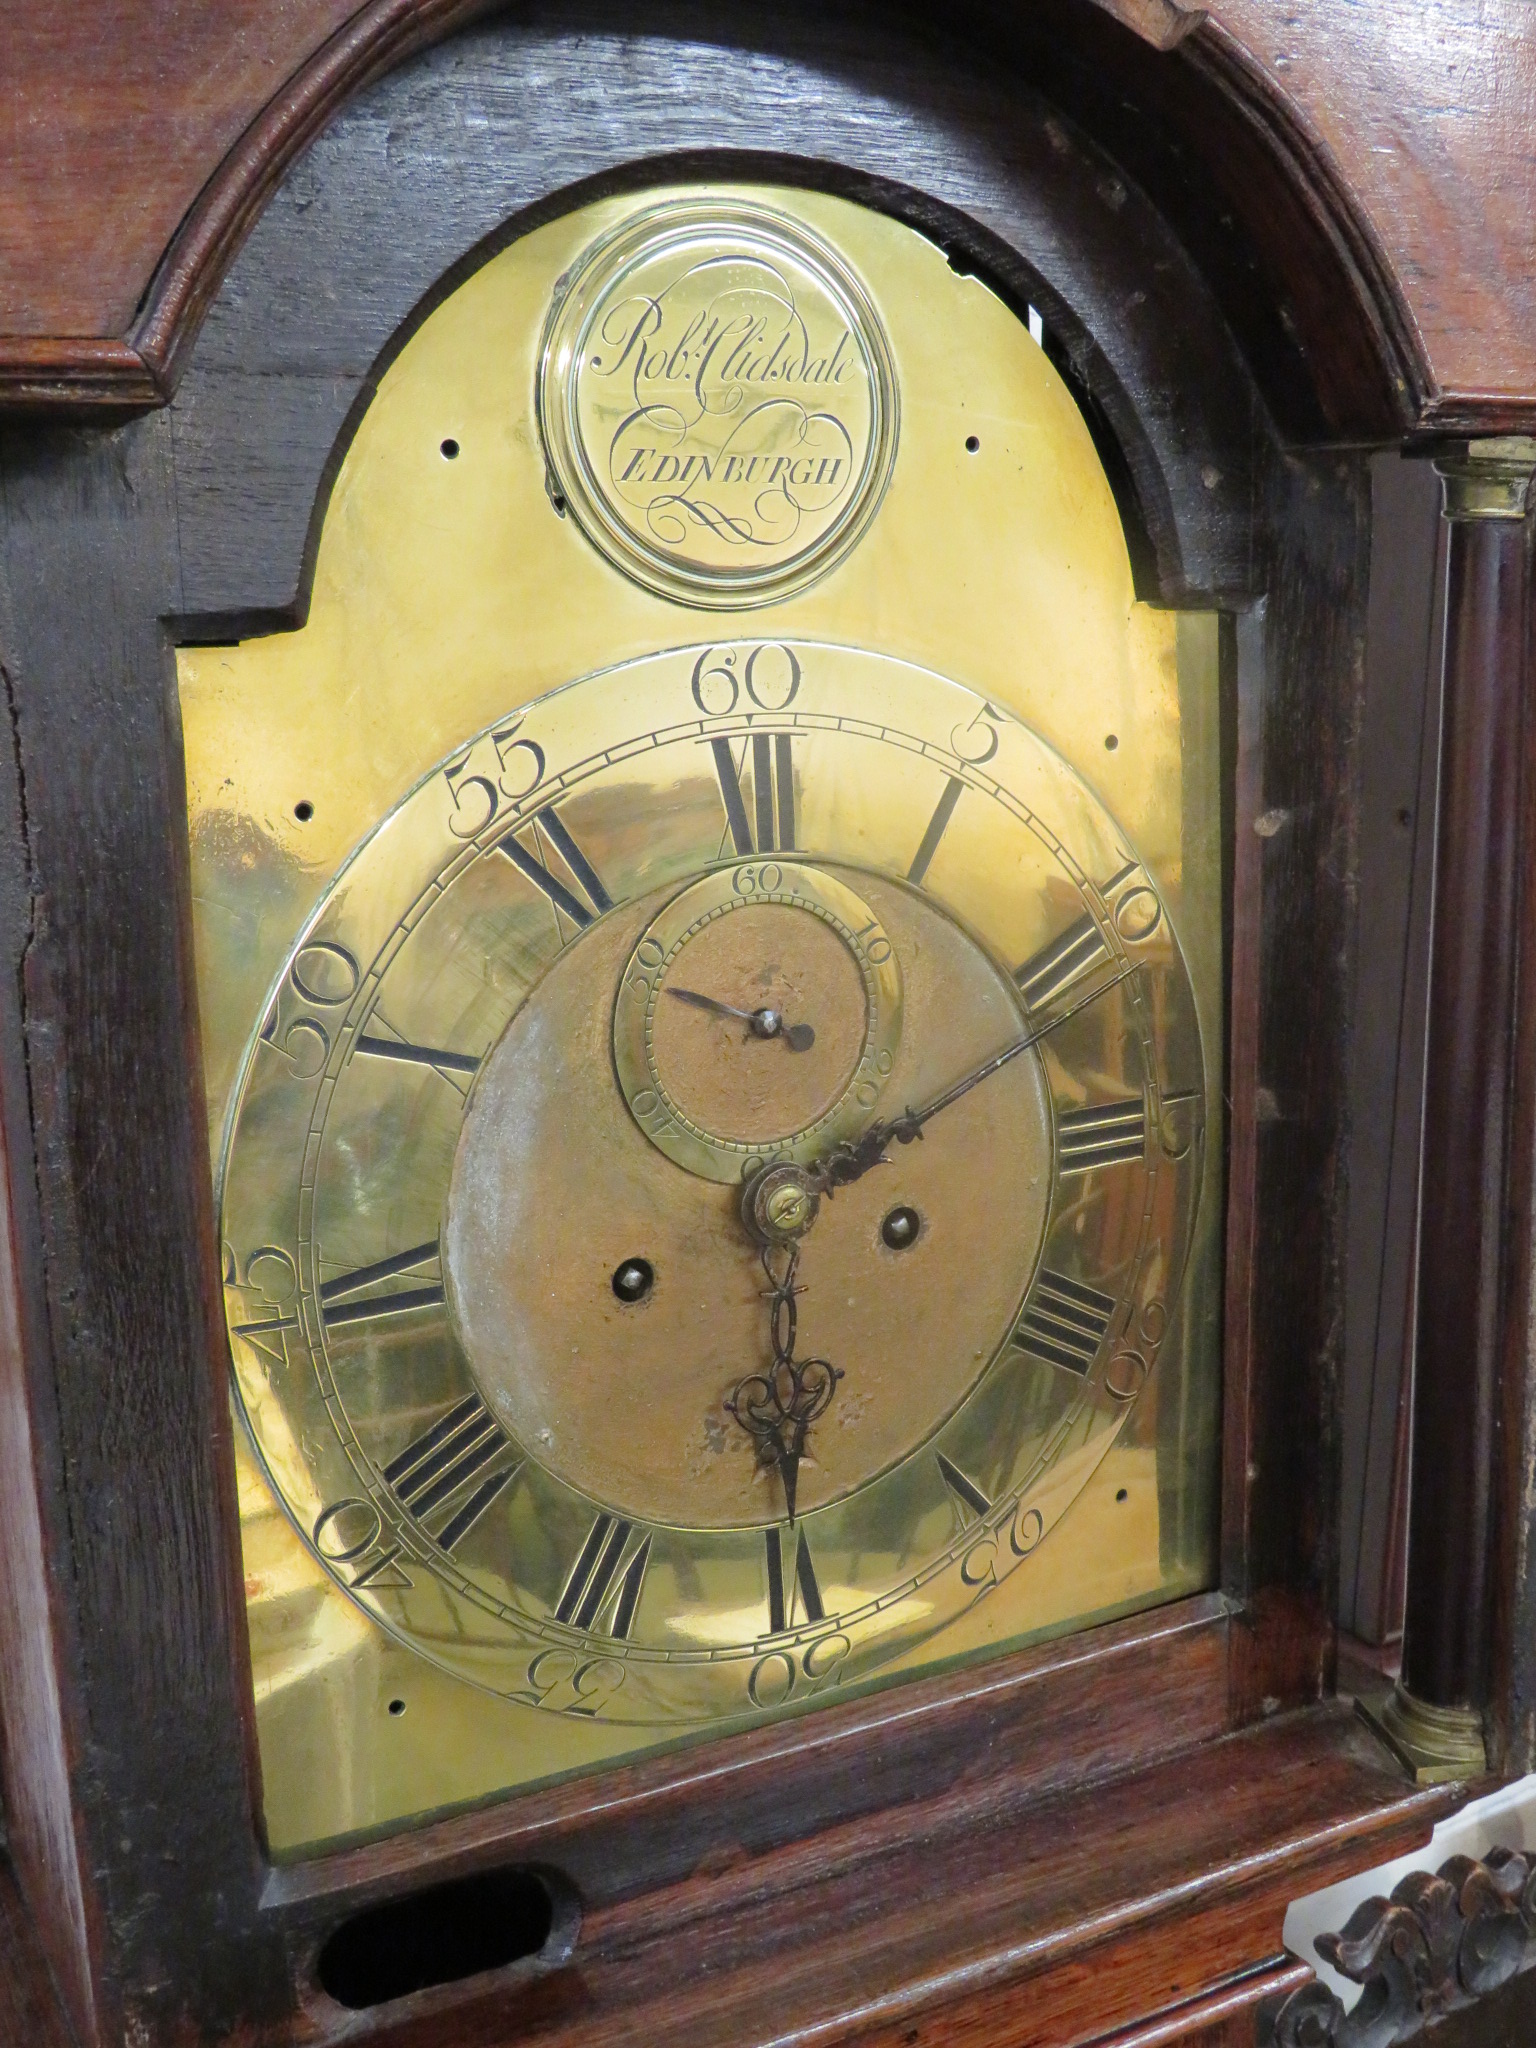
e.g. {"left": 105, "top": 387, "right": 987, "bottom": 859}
{"left": 907, "top": 775, "right": 965, "bottom": 886}
{"left": 1016, "top": 861, "right": 1152, "bottom": 1013}
{"left": 354, "top": 1033, "right": 481, "bottom": 1076}
{"left": 1016, "top": 911, "right": 1110, "bottom": 1012}
{"left": 381, "top": 1394, "right": 518, "bottom": 1552}
{"left": 1013, "top": 1271, "right": 1117, "bottom": 1372}
{"left": 1057, "top": 1100, "right": 1147, "bottom": 1172}
{"left": 319, "top": 1240, "right": 445, "bottom": 1327}
{"left": 765, "top": 1526, "right": 824, "bottom": 1632}
{"left": 498, "top": 804, "right": 613, "bottom": 934}
{"left": 709, "top": 733, "right": 796, "bottom": 855}
{"left": 555, "top": 1515, "right": 650, "bottom": 1638}
{"left": 936, "top": 1452, "right": 993, "bottom": 1521}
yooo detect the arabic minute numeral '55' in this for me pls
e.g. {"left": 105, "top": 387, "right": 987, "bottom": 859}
{"left": 443, "top": 720, "right": 547, "bottom": 838}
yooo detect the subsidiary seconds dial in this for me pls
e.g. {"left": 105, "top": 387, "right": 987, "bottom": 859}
{"left": 220, "top": 642, "right": 1206, "bottom": 1727}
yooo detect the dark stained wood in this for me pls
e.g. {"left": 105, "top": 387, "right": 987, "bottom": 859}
{"left": 1339, "top": 457, "right": 1444, "bottom": 1648}
{"left": 267, "top": 1598, "right": 1233, "bottom": 1922}
{"left": 0, "top": 0, "right": 364, "bottom": 341}
{"left": 0, "top": 1078, "right": 96, "bottom": 2044}
{"left": 1207, "top": 0, "right": 1536, "bottom": 432}
{"left": 0, "top": 623, "right": 99, "bottom": 2044}
{"left": 1221, "top": 449, "right": 1375, "bottom": 1721}
{"left": 1490, "top": 511, "right": 1536, "bottom": 1775}
{"left": 0, "top": 1860, "right": 76, "bottom": 2048}
{"left": 1, "top": 0, "right": 1535, "bottom": 433}
{"left": 1400, "top": 488, "right": 1532, "bottom": 1717}
{"left": 1264, "top": 1842, "right": 1536, "bottom": 2046}
{"left": 1392, "top": 1957, "right": 1536, "bottom": 2048}
{"left": 0, "top": 418, "right": 288, "bottom": 2043}
{"left": 269, "top": 1707, "right": 1458, "bottom": 2047}
{"left": 995, "top": 3, "right": 1407, "bottom": 444}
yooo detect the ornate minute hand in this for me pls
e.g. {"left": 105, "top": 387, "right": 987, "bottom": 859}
{"left": 665, "top": 985, "right": 815, "bottom": 1051}
{"left": 812, "top": 965, "right": 1136, "bottom": 1194}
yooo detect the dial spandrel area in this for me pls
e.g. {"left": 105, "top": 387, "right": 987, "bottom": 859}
{"left": 219, "top": 642, "right": 1206, "bottom": 1734}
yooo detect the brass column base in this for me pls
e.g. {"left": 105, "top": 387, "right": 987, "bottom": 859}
{"left": 1357, "top": 1682, "right": 1488, "bottom": 1785}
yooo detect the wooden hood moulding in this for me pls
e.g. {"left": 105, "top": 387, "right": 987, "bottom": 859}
{"left": 0, "top": 0, "right": 1534, "bottom": 433}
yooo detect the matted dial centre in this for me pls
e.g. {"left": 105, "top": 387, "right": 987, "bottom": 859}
{"left": 442, "top": 869, "right": 1052, "bottom": 1529}
{"left": 650, "top": 903, "right": 866, "bottom": 1144}
{"left": 613, "top": 861, "right": 904, "bottom": 1183}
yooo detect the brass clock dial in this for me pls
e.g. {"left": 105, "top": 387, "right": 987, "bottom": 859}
{"left": 220, "top": 640, "right": 1205, "bottom": 1730}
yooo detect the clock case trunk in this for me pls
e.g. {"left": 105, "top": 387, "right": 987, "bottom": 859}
{"left": 0, "top": 6, "right": 1524, "bottom": 2045}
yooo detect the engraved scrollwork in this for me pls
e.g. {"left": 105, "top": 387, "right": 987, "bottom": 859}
{"left": 1266, "top": 1848, "right": 1536, "bottom": 2047}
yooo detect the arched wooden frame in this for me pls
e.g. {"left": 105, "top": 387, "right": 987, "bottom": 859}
{"left": 4, "top": 0, "right": 1443, "bottom": 443}
{"left": 0, "top": 10, "right": 1465, "bottom": 2046}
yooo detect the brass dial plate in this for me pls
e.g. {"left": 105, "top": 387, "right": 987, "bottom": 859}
{"left": 182, "top": 181, "right": 1225, "bottom": 1852}
{"left": 219, "top": 642, "right": 1205, "bottom": 1727}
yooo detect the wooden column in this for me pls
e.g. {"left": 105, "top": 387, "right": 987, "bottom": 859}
{"left": 1372, "top": 438, "right": 1536, "bottom": 1783}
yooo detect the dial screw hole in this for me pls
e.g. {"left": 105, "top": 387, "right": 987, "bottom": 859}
{"left": 612, "top": 1258, "right": 655, "bottom": 1303}
{"left": 1104, "top": 734, "right": 1119, "bottom": 752}
{"left": 294, "top": 800, "right": 314, "bottom": 822}
{"left": 387, "top": 1698, "right": 406, "bottom": 1717}
{"left": 1115, "top": 1489, "right": 1129, "bottom": 1503}
{"left": 440, "top": 437, "right": 460, "bottom": 460}
{"left": 965, "top": 434, "right": 981, "bottom": 454}
{"left": 881, "top": 1205, "right": 921, "bottom": 1251}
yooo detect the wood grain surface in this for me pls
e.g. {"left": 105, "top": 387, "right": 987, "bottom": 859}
{"left": 270, "top": 1705, "right": 1458, "bottom": 2047}
{"left": 0, "top": 1860, "right": 75, "bottom": 2048}
{"left": 1399, "top": 499, "right": 1531, "bottom": 1714}
{"left": 1, "top": 0, "right": 1535, "bottom": 425}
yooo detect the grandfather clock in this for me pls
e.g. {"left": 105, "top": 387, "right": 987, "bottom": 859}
{"left": 2, "top": 4, "right": 1536, "bottom": 2046}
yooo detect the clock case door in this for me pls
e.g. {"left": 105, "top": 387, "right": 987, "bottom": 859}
{"left": 0, "top": 7, "right": 1512, "bottom": 2045}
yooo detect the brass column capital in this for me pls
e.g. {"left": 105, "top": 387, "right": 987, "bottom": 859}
{"left": 1433, "top": 436, "right": 1536, "bottom": 522}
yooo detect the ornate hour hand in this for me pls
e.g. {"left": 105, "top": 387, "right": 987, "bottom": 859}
{"left": 724, "top": 1237, "right": 841, "bottom": 1524}
{"left": 812, "top": 965, "right": 1134, "bottom": 1194}
{"left": 665, "top": 984, "right": 815, "bottom": 1051}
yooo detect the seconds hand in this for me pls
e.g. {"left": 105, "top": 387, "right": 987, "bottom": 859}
{"left": 665, "top": 985, "right": 815, "bottom": 1052}
{"left": 812, "top": 964, "right": 1136, "bottom": 1192}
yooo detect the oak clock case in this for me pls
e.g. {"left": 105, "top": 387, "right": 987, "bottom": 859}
{"left": 183, "top": 185, "right": 1225, "bottom": 1854}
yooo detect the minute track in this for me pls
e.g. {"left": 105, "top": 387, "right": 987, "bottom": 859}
{"left": 224, "top": 640, "right": 1201, "bottom": 1734}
